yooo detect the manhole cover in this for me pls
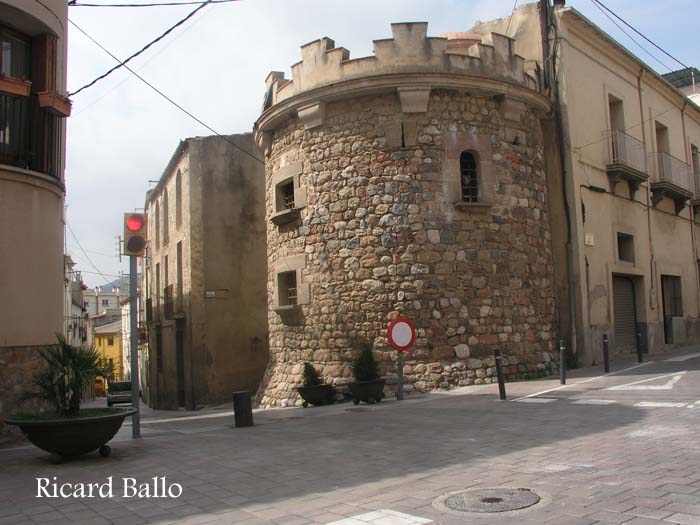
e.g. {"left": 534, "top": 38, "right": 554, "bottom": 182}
{"left": 442, "top": 488, "right": 540, "bottom": 513}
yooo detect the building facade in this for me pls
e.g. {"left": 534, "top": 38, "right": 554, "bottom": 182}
{"left": 63, "top": 255, "right": 88, "bottom": 347}
{"left": 471, "top": 2, "right": 700, "bottom": 365}
{"left": 144, "top": 135, "right": 269, "bottom": 410}
{"left": 0, "top": 0, "right": 71, "bottom": 440}
{"left": 94, "top": 320, "right": 123, "bottom": 382}
{"left": 254, "top": 23, "right": 558, "bottom": 406}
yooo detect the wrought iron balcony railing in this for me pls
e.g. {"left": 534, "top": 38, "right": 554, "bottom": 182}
{"left": 650, "top": 151, "right": 693, "bottom": 194}
{"left": 606, "top": 129, "right": 647, "bottom": 175}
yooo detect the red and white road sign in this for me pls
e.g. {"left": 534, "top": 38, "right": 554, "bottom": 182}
{"left": 387, "top": 317, "right": 416, "bottom": 352}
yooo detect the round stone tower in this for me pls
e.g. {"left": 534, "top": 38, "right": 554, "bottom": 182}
{"left": 254, "top": 23, "right": 556, "bottom": 407}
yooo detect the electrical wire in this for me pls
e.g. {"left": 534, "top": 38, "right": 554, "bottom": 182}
{"left": 69, "top": 0, "right": 213, "bottom": 96}
{"left": 68, "top": 19, "right": 265, "bottom": 165}
{"left": 70, "top": 0, "right": 238, "bottom": 6}
{"left": 590, "top": 0, "right": 689, "bottom": 71}
{"left": 67, "top": 222, "right": 114, "bottom": 285}
{"left": 73, "top": 0, "right": 214, "bottom": 117}
{"left": 589, "top": 0, "right": 672, "bottom": 73}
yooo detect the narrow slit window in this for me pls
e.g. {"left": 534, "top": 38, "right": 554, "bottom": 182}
{"left": 460, "top": 151, "right": 479, "bottom": 203}
{"left": 281, "top": 181, "right": 295, "bottom": 210}
{"left": 278, "top": 271, "right": 297, "bottom": 306}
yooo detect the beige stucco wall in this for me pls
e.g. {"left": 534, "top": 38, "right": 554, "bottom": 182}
{"left": 0, "top": 0, "right": 68, "bottom": 441}
{"left": 145, "top": 135, "right": 268, "bottom": 409}
{"left": 472, "top": 4, "right": 700, "bottom": 364}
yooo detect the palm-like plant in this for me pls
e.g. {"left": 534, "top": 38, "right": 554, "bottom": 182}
{"left": 22, "top": 335, "right": 113, "bottom": 417}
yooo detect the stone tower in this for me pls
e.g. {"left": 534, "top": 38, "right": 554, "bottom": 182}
{"left": 254, "top": 23, "right": 556, "bottom": 407}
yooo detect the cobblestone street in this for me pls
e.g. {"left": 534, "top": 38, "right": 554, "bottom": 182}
{"left": 2, "top": 351, "right": 700, "bottom": 525}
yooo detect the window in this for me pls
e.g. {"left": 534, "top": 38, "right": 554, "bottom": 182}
{"left": 176, "top": 241, "right": 183, "bottom": 309}
{"left": 617, "top": 233, "right": 634, "bottom": 263}
{"left": 460, "top": 151, "right": 479, "bottom": 203}
{"left": 0, "top": 28, "right": 30, "bottom": 80}
{"left": 175, "top": 169, "right": 182, "bottom": 228}
{"left": 692, "top": 144, "right": 699, "bottom": 192}
{"left": 278, "top": 271, "right": 297, "bottom": 306}
{"left": 162, "top": 189, "right": 169, "bottom": 245}
{"left": 107, "top": 336, "right": 114, "bottom": 346}
{"left": 155, "top": 201, "right": 160, "bottom": 248}
{"left": 276, "top": 179, "right": 295, "bottom": 212}
{"left": 155, "top": 262, "right": 160, "bottom": 317}
{"left": 102, "top": 299, "right": 109, "bottom": 306}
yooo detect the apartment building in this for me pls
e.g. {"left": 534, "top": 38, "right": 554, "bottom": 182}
{"left": 0, "top": 0, "right": 71, "bottom": 440}
{"left": 143, "top": 135, "right": 269, "bottom": 409}
{"left": 472, "top": 2, "right": 700, "bottom": 364}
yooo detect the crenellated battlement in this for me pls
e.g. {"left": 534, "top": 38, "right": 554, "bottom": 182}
{"left": 262, "top": 22, "right": 538, "bottom": 111}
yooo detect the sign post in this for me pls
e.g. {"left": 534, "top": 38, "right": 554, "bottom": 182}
{"left": 387, "top": 317, "right": 416, "bottom": 401}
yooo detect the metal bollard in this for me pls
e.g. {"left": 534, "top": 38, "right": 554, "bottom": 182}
{"left": 603, "top": 333, "right": 610, "bottom": 373}
{"left": 494, "top": 349, "right": 507, "bottom": 400}
{"left": 636, "top": 331, "right": 643, "bottom": 363}
{"left": 559, "top": 339, "right": 566, "bottom": 385}
{"left": 232, "top": 391, "right": 254, "bottom": 428}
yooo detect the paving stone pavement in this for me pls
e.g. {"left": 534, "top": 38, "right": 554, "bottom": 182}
{"left": 1, "top": 352, "right": 700, "bottom": 525}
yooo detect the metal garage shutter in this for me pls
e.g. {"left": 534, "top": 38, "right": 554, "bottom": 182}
{"left": 613, "top": 276, "right": 637, "bottom": 353}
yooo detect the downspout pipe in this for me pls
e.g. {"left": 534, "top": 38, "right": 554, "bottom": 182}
{"left": 638, "top": 69, "right": 656, "bottom": 319}
{"left": 547, "top": 1, "right": 578, "bottom": 361}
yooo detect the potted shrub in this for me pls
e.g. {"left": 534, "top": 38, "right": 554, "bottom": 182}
{"left": 348, "top": 343, "right": 386, "bottom": 405}
{"left": 5, "top": 336, "right": 135, "bottom": 463}
{"left": 297, "top": 362, "right": 334, "bottom": 407}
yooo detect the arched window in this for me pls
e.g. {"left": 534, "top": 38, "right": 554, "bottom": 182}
{"left": 162, "top": 189, "right": 169, "bottom": 244}
{"left": 155, "top": 201, "right": 160, "bottom": 248}
{"left": 175, "top": 169, "right": 182, "bottom": 228}
{"left": 460, "top": 151, "right": 479, "bottom": 203}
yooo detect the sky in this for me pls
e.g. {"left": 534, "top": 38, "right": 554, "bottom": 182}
{"left": 63, "top": 0, "right": 700, "bottom": 288}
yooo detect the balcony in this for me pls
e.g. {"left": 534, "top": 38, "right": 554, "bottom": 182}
{"left": 0, "top": 92, "right": 63, "bottom": 179}
{"left": 649, "top": 152, "right": 693, "bottom": 213}
{"left": 605, "top": 129, "right": 648, "bottom": 198}
{"left": 163, "top": 285, "right": 184, "bottom": 320}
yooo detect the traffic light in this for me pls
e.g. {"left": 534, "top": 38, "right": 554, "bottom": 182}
{"left": 123, "top": 213, "right": 147, "bottom": 257}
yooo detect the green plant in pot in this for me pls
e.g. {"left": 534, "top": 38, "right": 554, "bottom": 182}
{"left": 5, "top": 335, "right": 136, "bottom": 463}
{"left": 296, "top": 362, "right": 334, "bottom": 407}
{"left": 348, "top": 342, "right": 386, "bottom": 405}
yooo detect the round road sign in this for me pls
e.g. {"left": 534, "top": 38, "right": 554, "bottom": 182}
{"left": 387, "top": 317, "right": 416, "bottom": 352}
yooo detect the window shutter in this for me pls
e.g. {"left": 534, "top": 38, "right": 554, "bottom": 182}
{"left": 31, "top": 33, "right": 57, "bottom": 93}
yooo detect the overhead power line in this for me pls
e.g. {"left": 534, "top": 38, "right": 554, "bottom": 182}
{"left": 68, "top": 19, "right": 265, "bottom": 165}
{"left": 69, "top": 0, "right": 212, "bottom": 96}
{"left": 69, "top": 0, "right": 238, "bottom": 6}
{"left": 589, "top": 0, "right": 672, "bottom": 73}
{"left": 67, "top": 222, "right": 113, "bottom": 285}
{"left": 590, "top": 0, "right": 689, "bottom": 71}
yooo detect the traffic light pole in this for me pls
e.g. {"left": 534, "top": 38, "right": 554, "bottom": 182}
{"left": 129, "top": 255, "right": 141, "bottom": 439}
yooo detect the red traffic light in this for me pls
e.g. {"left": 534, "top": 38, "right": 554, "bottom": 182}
{"left": 126, "top": 214, "right": 145, "bottom": 232}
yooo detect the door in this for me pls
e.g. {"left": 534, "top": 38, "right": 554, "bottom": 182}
{"left": 613, "top": 276, "right": 637, "bottom": 354}
{"left": 661, "top": 275, "right": 682, "bottom": 344}
{"left": 176, "top": 324, "right": 186, "bottom": 408}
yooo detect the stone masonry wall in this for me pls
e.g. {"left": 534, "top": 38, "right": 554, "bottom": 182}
{"left": 0, "top": 346, "right": 42, "bottom": 444}
{"left": 258, "top": 90, "right": 556, "bottom": 407}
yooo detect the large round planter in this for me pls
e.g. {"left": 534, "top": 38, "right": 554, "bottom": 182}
{"left": 5, "top": 409, "right": 136, "bottom": 461}
{"left": 347, "top": 379, "right": 386, "bottom": 405}
{"left": 297, "top": 384, "right": 335, "bottom": 407}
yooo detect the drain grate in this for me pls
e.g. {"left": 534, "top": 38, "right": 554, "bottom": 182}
{"left": 442, "top": 488, "right": 540, "bottom": 513}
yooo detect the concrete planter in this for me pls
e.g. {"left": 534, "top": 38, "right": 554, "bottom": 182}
{"left": 5, "top": 408, "right": 135, "bottom": 463}
{"left": 347, "top": 379, "right": 386, "bottom": 405}
{"left": 297, "top": 384, "right": 334, "bottom": 407}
